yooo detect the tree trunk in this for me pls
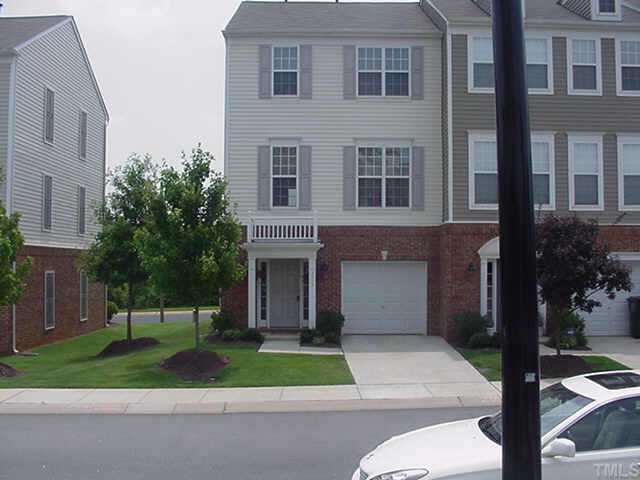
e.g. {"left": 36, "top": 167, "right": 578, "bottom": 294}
{"left": 159, "top": 294, "right": 165, "bottom": 324}
{"left": 126, "top": 283, "right": 134, "bottom": 342}
{"left": 193, "top": 306, "right": 200, "bottom": 351}
{"left": 551, "top": 306, "right": 562, "bottom": 357}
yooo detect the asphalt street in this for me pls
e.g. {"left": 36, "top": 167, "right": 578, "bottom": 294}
{"left": 112, "top": 309, "right": 215, "bottom": 324}
{"left": 0, "top": 407, "right": 492, "bottom": 480}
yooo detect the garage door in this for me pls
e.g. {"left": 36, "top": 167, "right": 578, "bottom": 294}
{"left": 582, "top": 261, "right": 640, "bottom": 336}
{"left": 341, "top": 262, "right": 427, "bottom": 334}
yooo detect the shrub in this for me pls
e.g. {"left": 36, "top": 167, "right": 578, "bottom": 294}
{"left": 106, "top": 301, "right": 119, "bottom": 321}
{"left": 324, "top": 332, "right": 340, "bottom": 345}
{"left": 454, "top": 311, "right": 492, "bottom": 346}
{"left": 240, "top": 328, "right": 264, "bottom": 343}
{"left": 211, "top": 310, "right": 235, "bottom": 335}
{"left": 312, "top": 336, "right": 326, "bottom": 346}
{"left": 317, "top": 310, "right": 345, "bottom": 337}
{"left": 546, "top": 310, "right": 588, "bottom": 350}
{"left": 222, "top": 329, "right": 243, "bottom": 342}
{"left": 467, "top": 332, "right": 494, "bottom": 349}
{"left": 490, "top": 333, "right": 502, "bottom": 349}
{"left": 300, "top": 328, "right": 316, "bottom": 344}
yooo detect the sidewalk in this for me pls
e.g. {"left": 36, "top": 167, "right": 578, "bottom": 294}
{"left": 0, "top": 384, "right": 502, "bottom": 415}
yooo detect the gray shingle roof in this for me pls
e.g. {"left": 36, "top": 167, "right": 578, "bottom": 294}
{"left": 224, "top": 1, "right": 440, "bottom": 36}
{"left": 0, "top": 15, "right": 69, "bottom": 53}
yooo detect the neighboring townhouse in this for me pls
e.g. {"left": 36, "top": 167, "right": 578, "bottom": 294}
{"left": 421, "top": 0, "right": 640, "bottom": 338}
{"left": 223, "top": 0, "right": 640, "bottom": 341}
{"left": 0, "top": 16, "right": 108, "bottom": 355}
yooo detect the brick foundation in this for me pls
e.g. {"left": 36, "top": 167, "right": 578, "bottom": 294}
{"left": 0, "top": 245, "right": 105, "bottom": 356}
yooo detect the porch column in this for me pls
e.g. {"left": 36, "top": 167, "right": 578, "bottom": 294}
{"left": 308, "top": 253, "right": 317, "bottom": 329}
{"left": 247, "top": 252, "right": 257, "bottom": 329}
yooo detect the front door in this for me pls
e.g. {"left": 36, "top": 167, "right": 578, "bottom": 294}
{"left": 270, "top": 260, "right": 300, "bottom": 328}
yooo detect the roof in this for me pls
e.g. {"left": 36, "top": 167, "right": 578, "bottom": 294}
{"left": 427, "top": 0, "right": 640, "bottom": 26}
{"left": 0, "top": 15, "right": 69, "bottom": 53}
{"left": 224, "top": 1, "right": 440, "bottom": 37}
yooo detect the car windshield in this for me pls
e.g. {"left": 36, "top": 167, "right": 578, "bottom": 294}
{"left": 479, "top": 383, "right": 593, "bottom": 444}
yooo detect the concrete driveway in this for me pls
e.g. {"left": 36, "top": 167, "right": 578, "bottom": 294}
{"left": 342, "top": 335, "right": 497, "bottom": 398}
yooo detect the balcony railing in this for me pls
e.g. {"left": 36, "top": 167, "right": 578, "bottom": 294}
{"left": 247, "top": 214, "right": 318, "bottom": 243}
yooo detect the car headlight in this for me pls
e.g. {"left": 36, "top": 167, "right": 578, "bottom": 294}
{"left": 370, "top": 469, "right": 429, "bottom": 480}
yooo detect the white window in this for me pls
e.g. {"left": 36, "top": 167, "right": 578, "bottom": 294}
{"left": 43, "top": 174, "right": 53, "bottom": 231}
{"left": 592, "top": 0, "right": 621, "bottom": 19}
{"left": 80, "top": 271, "right": 89, "bottom": 321}
{"left": 357, "top": 47, "right": 409, "bottom": 97}
{"left": 469, "top": 37, "right": 495, "bottom": 92}
{"left": 568, "top": 38, "right": 602, "bottom": 95}
{"left": 618, "top": 135, "right": 640, "bottom": 210}
{"left": 526, "top": 38, "right": 553, "bottom": 93}
{"left": 598, "top": 0, "right": 617, "bottom": 13}
{"left": 273, "top": 47, "right": 298, "bottom": 96}
{"left": 44, "top": 271, "right": 55, "bottom": 330}
{"left": 272, "top": 146, "right": 297, "bottom": 207}
{"left": 531, "top": 134, "right": 556, "bottom": 209}
{"left": 77, "top": 185, "right": 86, "bottom": 235}
{"left": 617, "top": 40, "right": 640, "bottom": 95}
{"left": 44, "top": 88, "right": 55, "bottom": 144}
{"left": 568, "top": 135, "right": 604, "bottom": 210}
{"left": 79, "top": 111, "right": 88, "bottom": 159}
{"left": 357, "top": 146, "right": 410, "bottom": 208}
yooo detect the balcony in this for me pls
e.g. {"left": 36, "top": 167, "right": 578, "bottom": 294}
{"left": 247, "top": 214, "right": 318, "bottom": 243}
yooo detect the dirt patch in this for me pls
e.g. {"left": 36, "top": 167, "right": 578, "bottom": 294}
{"left": 205, "top": 335, "right": 261, "bottom": 349}
{"left": 0, "top": 362, "right": 20, "bottom": 378}
{"left": 540, "top": 354, "right": 594, "bottom": 378}
{"left": 97, "top": 337, "right": 160, "bottom": 358}
{"left": 160, "top": 349, "right": 229, "bottom": 382}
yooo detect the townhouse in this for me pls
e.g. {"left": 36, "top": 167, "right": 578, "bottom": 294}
{"left": 223, "top": 0, "right": 640, "bottom": 340}
{"left": 0, "top": 16, "right": 108, "bottom": 355}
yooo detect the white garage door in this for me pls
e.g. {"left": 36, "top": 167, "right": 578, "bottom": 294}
{"left": 341, "top": 262, "right": 427, "bottom": 334}
{"left": 582, "top": 261, "right": 640, "bottom": 336}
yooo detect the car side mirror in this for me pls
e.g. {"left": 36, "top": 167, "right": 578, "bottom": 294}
{"left": 542, "top": 438, "right": 576, "bottom": 459}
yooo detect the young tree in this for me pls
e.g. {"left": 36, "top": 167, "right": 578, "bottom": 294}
{"left": 536, "top": 214, "right": 632, "bottom": 355}
{"left": 80, "top": 155, "right": 157, "bottom": 342}
{"left": 0, "top": 203, "right": 31, "bottom": 309}
{"left": 136, "top": 145, "right": 244, "bottom": 351}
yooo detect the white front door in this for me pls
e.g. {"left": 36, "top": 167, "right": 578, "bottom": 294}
{"left": 269, "top": 259, "right": 300, "bottom": 328}
{"left": 341, "top": 261, "right": 427, "bottom": 334}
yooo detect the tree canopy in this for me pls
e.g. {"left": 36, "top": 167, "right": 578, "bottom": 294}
{"left": 0, "top": 202, "right": 31, "bottom": 307}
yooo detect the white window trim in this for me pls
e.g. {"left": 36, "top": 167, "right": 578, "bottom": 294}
{"left": 615, "top": 37, "right": 640, "bottom": 97}
{"left": 42, "top": 174, "right": 53, "bottom": 232}
{"left": 468, "top": 132, "right": 498, "bottom": 210}
{"left": 44, "top": 271, "right": 55, "bottom": 331}
{"left": 532, "top": 133, "right": 557, "bottom": 211}
{"left": 591, "top": 0, "right": 622, "bottom": 21}
{"left": 568, "top": 134, "right": 605, "bottom": 211}
{"left": 77, "top": 185, "right": 86, "bottom": 235}
{"left": 43, "top": 86, "right": 55, "bottom": 145}
{"left": 617, "top": 134, "right": 640, "bottom": 211}
{"left": 270, "top": 144, "right": 299, "bottom": 209}
{"left": 567, "top": 36, "right": 603, "bottom": 96}
{"left": 466, "top": 35, "right": 554, "bottom": 95}
{"left": 80, "top": 271, "right": 88, "bottom": 322}
{"left": 79, "top": 110, "right": 88, "bottom": 159}
{"left": 356, "top": 46, "right": 411, "bottom": 98}
{"left": 272, "top": 45, "right": 299, "bottom": 98}
{"left": 355, "top": 143, "right": 412, "bottom": 209}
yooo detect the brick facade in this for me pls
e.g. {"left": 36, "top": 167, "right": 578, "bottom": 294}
{"left": 0, "top": 245, "right": 105, "bottom": 356}
{"left": 223, "top": 224, "right": 640, "bottom": 341}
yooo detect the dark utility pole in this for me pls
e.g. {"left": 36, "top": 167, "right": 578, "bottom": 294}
{"left": 491, "top": 1, "right": 541, "bottom": 480}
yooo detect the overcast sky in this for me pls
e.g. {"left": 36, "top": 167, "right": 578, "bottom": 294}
{"left": 2, "top": 0, "right": 413, "bottom": 173}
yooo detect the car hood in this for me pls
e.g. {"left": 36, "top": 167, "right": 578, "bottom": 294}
{"left": 360, "top": 417, "right": 500, "bottom": 479}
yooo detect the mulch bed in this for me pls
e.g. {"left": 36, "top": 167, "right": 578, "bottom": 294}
{"left": 300, "top": 341, "right": 342, "bottom": 349}
{"left": 205, "top": 335, "right": 261, "bottom": 349}
{"left": 160, "top": 349, "right": 229, "bottom": 382}
{"left": 0, "top": 362, "right": 20, "bottom": 378}
{"left": 540, "top": 354, "right": 596, "bottom": 379}
{"left": 97, "top": 337, "right": 160, "bottom": 358}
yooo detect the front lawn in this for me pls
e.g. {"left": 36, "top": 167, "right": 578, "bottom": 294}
{"left": 0, "top": 323, "right": 354, "bottom": 388}
{"left": 130, "top": 305, "right": 218, "bottom": 313}
{"left": 458, "top": 348, "right": 630, "bottom": 382}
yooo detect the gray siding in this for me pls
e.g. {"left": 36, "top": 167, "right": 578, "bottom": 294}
{"left": 0, "top": 60, "right": 11, "bottom": 206}
{"left": 12, "top": 21, "right": 106, "bottom": 248}
{"left": 451, "top": 34, "right": 640, "bottom": 224}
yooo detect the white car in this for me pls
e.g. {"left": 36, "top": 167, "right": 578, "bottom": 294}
{"left": 353, "top": 370, "right": 640, "bottom": 480}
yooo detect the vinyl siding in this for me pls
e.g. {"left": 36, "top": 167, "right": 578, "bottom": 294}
{"left": 12, "top": 21, "right": 106, "bottom": 247}
{"left": 0, "top": 59, "right": 11, "bottom": 206}
{"left": 451, "top": 33, "right": 640, "bottom": 224}
{"left": 225, "top": 36, "right": 443, "bottom": 227}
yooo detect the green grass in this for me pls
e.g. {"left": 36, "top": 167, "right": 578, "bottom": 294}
{"left": 458, "top": 348, "right": 630, "bottom": 382}
{"left": 0, "top": 323, "right": 354, "bottom": 388}
{"left": 130, "top": 305, "right": 219, "bottom": 313}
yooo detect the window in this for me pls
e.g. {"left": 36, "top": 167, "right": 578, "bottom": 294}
{"left": 273, "top": 47, "right": 298, "bottom": 96}
{"left": 469, "top": 134, "right": 498, "bottom": 209}
{"left": 258, "top": 262, "right": 268, "bottom": 323}
{"left": 569, "top": 135, "right": 604, "bottom": 210}
{"left": 44, "top": 88, "right": 55, "bottom": 143}
{"left": 559, "top": 397, "right": 640, "bottom": 452}
{"left": 531, "top": 134, "right": 555, "bottom": 209}
{"left": 618, "top": 136, "right": 640, "bottom": 210}
{"left": 43, "top": 175, "right": 53, "bottom": 231}
{"left": 526, "top": 38, "right": 551, "bottom": 92}
{"left": 599, "top": 0, "right": 616, "bottom": 13}
{"left": 470, "top": 37, "right": 495, "bottom": 91}
{"left": 77, "top": 186, "right": 86, "bottom": 234}
{"left": 272, "top": 146, "right": 297, "bottom": 207}
{"left": 618, "top": 40, "right": 640, "bottom": 94}
{"left": 80, "top": 271, "right": 88, "bottom": 322}
{"left": 568, "top": 39, "right": 601, "bottom": 94}
{"left": 302, "top": 261, "right": 309, "bottom": 322}
{"left": 79, "top": 111, "right": 88, "bottom": 158}
{"left": 44, "top": 271, "right": 55, "bottom": 330}
{"left": 357, "top": 146, "right": 410, "bottom": 208}
{"left": 357, "top": 47, "right": 409, "bottom": 96}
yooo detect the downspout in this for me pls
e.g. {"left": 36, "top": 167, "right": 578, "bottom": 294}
{"left": 6, "top": 53, "right": 18, "bottom": 353}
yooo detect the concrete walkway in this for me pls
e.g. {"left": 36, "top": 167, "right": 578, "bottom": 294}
{"left": 258, "top": 337, "right": 342, "bottom": 356}
{"left": 539, "top": 336, "right": 640, "bottom": 369}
